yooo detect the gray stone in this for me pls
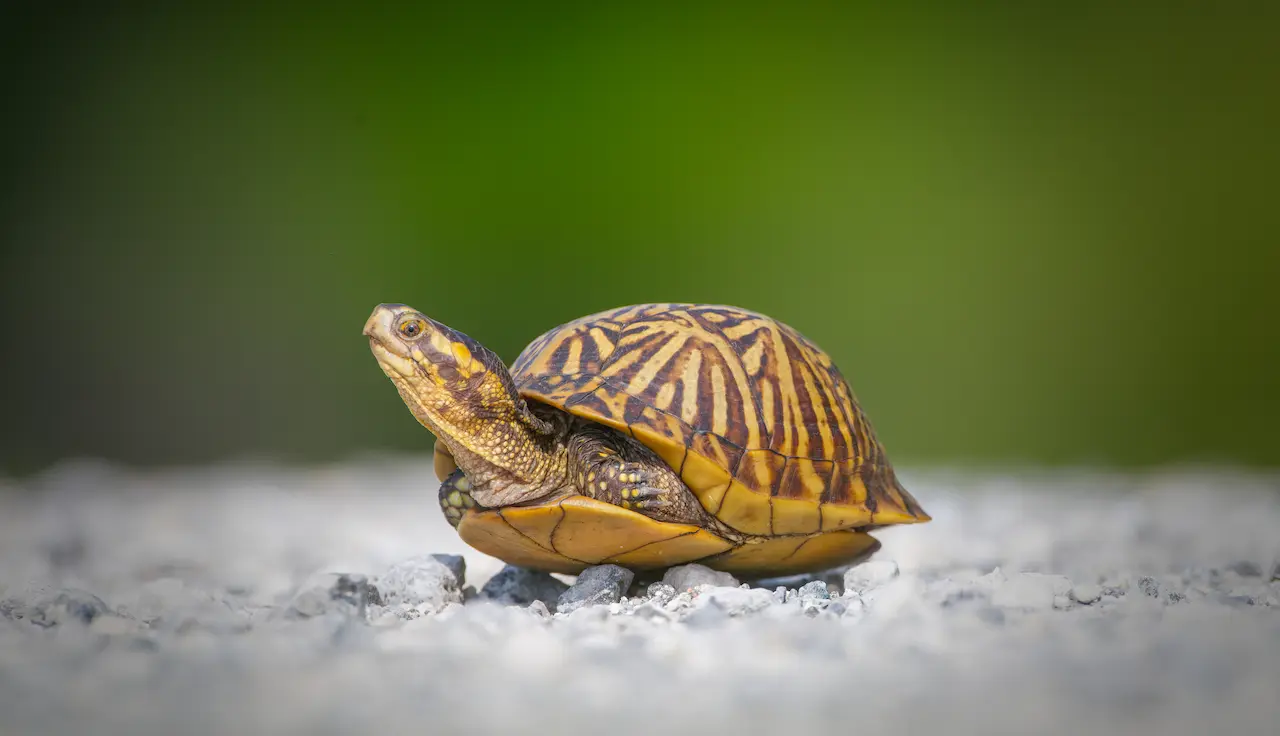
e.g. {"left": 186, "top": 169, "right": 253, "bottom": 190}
{"left": 1070, "top": 584, "right": 1103, "bottom": 604}
{"left": 991, "top": 573, "right": 1073, "bottom": 610}
{"left": 662, "top": 563, "right": 739, "bottom": 591}
{"left": 645, "top": 582, "right": 677, "bottom": 606}
{"left": 479, "top": 565, "right": 569, "bottom": 611}
{"left": 374, "top": 555, "right": 464, "bottom": 618}
{"left": 693, "top": 586, "right": 775, "bottom": 617}
{"left": 557, "top": 565, "right": 634, "bottom": 614}
{"left": 285, "top": 573, "right": 380, "bottom": 620}
{"left": 430, "top": 554, "right": 467, "bottom": 586}
{"left": 797, "top": 580, "right": 831, "bottom": 601}
{"left": 844, "top": 560, "right": 900, "bottom": 592}
{"left": 751, "top": 569, "right": 847, "bottom": 596}
{"left": 1226, "top": 560, "right": 1263, "bottom": 578}
{"left": 12, "top": 588, "right": 112, "bottom": 627}
{"left": 1269, "top": 557, "right": 1280, "bottom": 582}
{"left": 1138, "top": 576, "right": 1160, "bottom": 598}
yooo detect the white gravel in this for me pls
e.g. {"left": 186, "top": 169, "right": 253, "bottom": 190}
{"left": 1, "top": 458, "right": 1277, "bottom": 736}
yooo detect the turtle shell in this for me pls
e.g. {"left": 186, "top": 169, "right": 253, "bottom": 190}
{"left": 510, "top": 303, "right": 930, "bottom": 537}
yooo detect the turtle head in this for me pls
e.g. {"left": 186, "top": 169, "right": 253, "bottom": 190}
{"left": 364, "top": 304, "right": 490, "bottom": 396}
{"left": 363, "top": 303, "right": 551, "bottom": 443}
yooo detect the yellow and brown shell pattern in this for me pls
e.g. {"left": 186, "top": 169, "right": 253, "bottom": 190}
{"left": 511, "top": 303, "right": 930, "bottom": 538}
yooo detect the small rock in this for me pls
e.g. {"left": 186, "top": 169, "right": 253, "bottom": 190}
{"left": 976, "top": 606, "right": 1006, "bottom": 625}
{"left": 525, "top": 600, "right": 551, "bottom": 617}
{"left": 332, "top": 574, "right": 383, "bottom": 609}
{"left": 630, "top": 602, "right": 672, "bottom": 622}
{"left": 645, "top": 582, "right": 677, "bottom": 606}
{"left": 286, "top": 573, "right": 379, "bottom": 620}
{"left": 7, "top": 588, "right": 112, "bottom": 628}
{"left": 430, "top": 554, "right": 467, "bottom": 586}
{"left": 1070, "top": 584, "right": 1102, "bottom": 605}
{"left": 991, "top": 573, "right": 1073, "bottom": 610}
{"left": 844, "top": 560, "right": 900, "bottom": 592}
{"left": 375, "top": 556, "right": 464, "bottom": 618}
{"left": 797, "top": 580, "right": 830, "bottom": 601}
{"left": 752, "top": 569, "right": 846, "bottom": 596}
{"left": 1268, "top": 557, "right": 1280, "bottom": 582}
{"left": 479, "top": 565, "right": 568, "bottom": 611}
{"left": 557, "top": 565, "right": 634, "bottom": 614}
{"left": 692, "top": 587, "right": 775, "bottom": 618}
{"left": 1138, "top": 577, "right": 1160, "bottom": 598}
{"left": 1226, "top": 560, "right": 1262, "bottom": 578}
{"left": 662, "top": 564, "right": 739, "bottom": 591}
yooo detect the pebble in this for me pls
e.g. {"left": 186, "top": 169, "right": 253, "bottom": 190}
{"left": 479, "top": 565, "right": 569, "bottom": 611}
{"left": 1137, "top": 577, "right": 1161, "bottom": 598}
{"left": 2, "top": 588, "right": 112, "bottom": 628}
{"left": 797, "top": 580, "right": 830, "bottom": 601}
{"left": 661, "top": 563, "right": 739, "bottom": 592}
{"left": 693, "top": 587, "right": 775, "bottom": 618}
{"left": 373, "top": 556, "right": 464, "bottom": 618}
{"left": 645, "top": 582, "right": 677, "bottom": 606}
{"left": 991, "top": 573, "right": 1073, "bottom": 610}
{"left": 844, "top": 560, "right": 900, "bottom": 592}
{"left": 429, "top": 554, "right": 467, "bottom": 587}
{"left": 1070, "top": 584, "right": 1102, "bottom": 605}
{"left": 285, "top": 573, "right": 380, "bottom": 621}
{"left": 557, "top": 565, "right": 634, "bottom": 614}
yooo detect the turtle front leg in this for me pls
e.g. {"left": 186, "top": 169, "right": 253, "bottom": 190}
{"left": 567, "top": 425, "right": 712, "bottom": 527}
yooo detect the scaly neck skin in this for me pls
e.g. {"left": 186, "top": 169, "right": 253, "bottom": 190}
{"left": 395, "top": 371, "right": 571, "bottom": 508}
{"left": 363, "top": 303, "right": 573, "bottom": 507}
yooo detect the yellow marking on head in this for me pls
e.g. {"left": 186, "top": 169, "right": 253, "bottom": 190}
{"left": 599, "top": 481, "right": 608, "bottom": 490}
{"left": 588, "top": 471, "right": 596, "bottom": 481}
{"left": 412, "top": 348, "right": 427, "bottom": 364}
{"left": 428, "top": 331, "right": 453, "bottom": 356}
{"left": 451, "top": 342, "right": 474, "bottom": 377}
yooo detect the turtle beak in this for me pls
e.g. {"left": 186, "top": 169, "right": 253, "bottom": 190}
{"left": 364, "top": 304, "right": 417, "bottom": 377}
{"left": 363, "top": 303, "right": 404, "bottom": 340}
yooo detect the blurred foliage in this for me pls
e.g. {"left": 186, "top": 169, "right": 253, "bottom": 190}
{"left": 2, "top": 3, "right": 1277, "bottom": 473}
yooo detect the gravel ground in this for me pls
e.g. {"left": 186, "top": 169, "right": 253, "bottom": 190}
{"left": 1, "top": 458, "right": 1277, "bottom": 736}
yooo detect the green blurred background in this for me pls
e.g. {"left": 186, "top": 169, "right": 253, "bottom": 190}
{"left": 2, "top": 3, "right": 1277, "bottom": 475}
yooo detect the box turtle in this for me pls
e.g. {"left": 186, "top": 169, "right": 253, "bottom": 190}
{"left": 364, "top": 302, "right": 929, "bottom": 578}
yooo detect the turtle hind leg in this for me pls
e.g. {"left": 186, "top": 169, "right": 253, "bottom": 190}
{"left": 438, "top": 469, "right": 484, "bottom": 529}
{"left": 567, "top": 424, "right": 712, "bottom": 527}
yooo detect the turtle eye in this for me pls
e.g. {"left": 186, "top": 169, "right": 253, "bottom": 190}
{"left": 397, "top": 317, "right": 428, "bottom": 339}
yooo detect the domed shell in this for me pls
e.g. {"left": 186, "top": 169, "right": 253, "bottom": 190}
{"left": 511, "top": 303, "right": 929, "bottom": 536}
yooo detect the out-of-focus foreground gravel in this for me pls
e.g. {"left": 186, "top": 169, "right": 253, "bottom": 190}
{"left": 1, "top": 458, "right": 1277, "bottom": 736}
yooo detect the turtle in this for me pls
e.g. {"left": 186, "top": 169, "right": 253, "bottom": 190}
{"left": 363, "top": 302, "right": 929, "bottom": 579}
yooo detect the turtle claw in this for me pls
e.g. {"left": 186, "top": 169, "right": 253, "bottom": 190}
{"left": 620, "top": 485, "right": 670, "bottom": 512}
